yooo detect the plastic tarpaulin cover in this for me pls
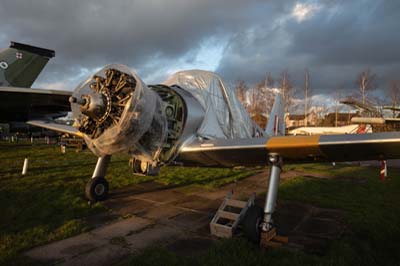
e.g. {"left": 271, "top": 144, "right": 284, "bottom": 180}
{"left": 163, "top": 70, "right": 263, "bottom": 139}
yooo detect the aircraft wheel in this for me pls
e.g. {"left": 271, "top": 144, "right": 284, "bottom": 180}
{"left": 132, "top": 159, "right": 142, "bottom": 173}
{"left": 85, "top": 177, "right": 109, "bottom": 202}
{"left": 242, "top": 205, "right": 263, "bottom": 243}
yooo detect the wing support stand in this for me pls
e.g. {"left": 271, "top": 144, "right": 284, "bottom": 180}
{"left": 259, "top": 154, "right": 288, "bottom": 248}
{"left": 86, "top": 155, "right": 111, "bottom": 204}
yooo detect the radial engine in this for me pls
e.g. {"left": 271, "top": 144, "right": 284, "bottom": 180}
{"left": 70, "top": 64, "right": 204, "bottom": 175}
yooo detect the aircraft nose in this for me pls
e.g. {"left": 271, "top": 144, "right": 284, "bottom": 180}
{"left": 69, "top": 96, "right": 86, "bottom": 105}
{"left": 79, "top": 92, "right": 107, "bottom": 122}
{"left": 70, "top": 66, "right": 136, "bottom": 139}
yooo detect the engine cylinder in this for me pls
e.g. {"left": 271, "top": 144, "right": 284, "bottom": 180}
{"left": 71, "top": 64, "right": 167, "bottom": 163}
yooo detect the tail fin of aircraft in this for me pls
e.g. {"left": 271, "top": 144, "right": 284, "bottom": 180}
{"left": 0, "top": 41, "right": 55, "bottom": 87}
{"left": 265, "top": 93, "right": 286, "bottom": 136}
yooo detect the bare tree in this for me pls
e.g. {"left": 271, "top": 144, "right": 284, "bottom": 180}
{"left": 280, "top": 70, "right": 294, "bottom": 113}
{"left": 356, "top": 69, "right": 376, "bottom": 105}
{"left": 334, "top": 89, "right": 342, "bottom": 127}
{"left": 247, "top": 83, "right": 260, "bottom": 116}
{"left": 260, "top": 80, "right": 275, "bottom": 114}
{"left": 264, "top": 73, "right": 276, "bottom": 115}
{"left": 387, "top": 80, "right": 400, "bottom": 117}
{"left": 265, "top": 72, "right": 274, "bottom": 89}
{"left": 304, "top": 69, "right": 310, "bottom": 126}
{"left": 236, "top": 80, "right": 248, "bottom": 108}
{"left": 247, "top": 81, "right": 269, "bottom": 115}
{"left": 316, "top": 104, "right": 329, "bottom": 126}
{"left": 244, "top": 75, "right": 276, "bottom": 122}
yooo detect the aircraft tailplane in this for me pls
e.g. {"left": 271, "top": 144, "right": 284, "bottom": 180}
{"left": 0, "top": 41, "right": 55, "bottom": 88}
{"left": 265, "top": 93, "right": 286, "bottom": 136}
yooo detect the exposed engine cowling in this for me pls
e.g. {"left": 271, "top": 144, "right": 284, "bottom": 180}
{"left": 70, "top": 64, "right": 168, "bottom": 165}
{"left": 70, "top": 65, "right": 260, "bottom": 175}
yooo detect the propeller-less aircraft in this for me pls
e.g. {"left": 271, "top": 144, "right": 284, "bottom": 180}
{"left": 339, "top": 97, "right": 400, "bottom": 132}
{"left": 4, "top": 61, "right": 400, "bottom": 242}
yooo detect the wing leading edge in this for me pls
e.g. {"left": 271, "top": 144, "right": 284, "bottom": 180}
{"left": 26, "top": 120, "right": 81, "bottom": 137}
{"left": 0, "top": 87, "right": 72, "bottom": 122}
{"left": 176, "top": 132, "right": 400, "bottom": 167}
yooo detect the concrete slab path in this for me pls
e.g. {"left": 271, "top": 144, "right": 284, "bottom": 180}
{"left": 26, "top": 170, "right": 347, "bottom": 265}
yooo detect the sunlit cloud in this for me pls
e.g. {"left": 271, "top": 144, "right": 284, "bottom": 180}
{"left": 36, "top": 81, "right": 69, "bottom": 91}
{"left": 291, "top": 2, "right": 321, "bottom": 22}
{"left": 142, "top": 36, "right": 228, "bottom": 83}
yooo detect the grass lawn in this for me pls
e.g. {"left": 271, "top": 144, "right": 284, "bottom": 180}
{"left": 122, "top": 163, "right": 400, "bottom": 266}
{"left": 0, "top": 141, "right": 255, "bottom": 265}
{"left": 2, "top": 141, "right": 400, "bottom": 266}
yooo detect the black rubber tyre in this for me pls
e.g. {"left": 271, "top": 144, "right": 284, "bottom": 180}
{"left": 85, "top": 177, "right": 109, "bottom": 202}
{"left": 132, "top": 159, "right": 147, "bottom": 174}
{"left": 132, "top": 159, "right": 142, "bottom": 173}
{"left": 242, "top": 205, "right": 263, "bottom": 243}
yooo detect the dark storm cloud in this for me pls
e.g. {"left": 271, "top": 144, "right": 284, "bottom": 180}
{"left": 0, "top": 0, "right": 399, "bottom": 95}
{"left": 0, "top": 0, "right": 268, "bottom": 87}
{"left": 217, "top": 0, "right": 400, "bottom": 95}
{"left": 288, "top": 1, "right": 400, "bottom": 65}
{"left": 284, "top": 0, "right": 400, "bottom": 91}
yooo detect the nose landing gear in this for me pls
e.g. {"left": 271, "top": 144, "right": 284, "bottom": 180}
{"left": 85, "top": 155, "right": 111, "bottom": 203}
{"left": 85, "top": 176, "right": 109, "bottom": 202}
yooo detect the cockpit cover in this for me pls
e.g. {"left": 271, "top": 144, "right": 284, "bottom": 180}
{"left": 163, "top": 70, "right": 263, "bottom": 139}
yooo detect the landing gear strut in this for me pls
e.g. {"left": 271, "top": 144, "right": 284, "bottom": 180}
{"left": 242, "top": 155, "right": 282, "bottom": 243}
{"left": 261, "top": 155, "right": 282, "bottom": 232}
{"left": 85, "top": 155, "right": 111, "bottom": 203}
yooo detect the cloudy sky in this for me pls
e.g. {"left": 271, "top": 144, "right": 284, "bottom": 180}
{"left": 1, "top": 0, "right": 399, "bottom": 105}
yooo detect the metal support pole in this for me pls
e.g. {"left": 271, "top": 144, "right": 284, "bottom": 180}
{"left": 22, "top": 158, "right": 29, "bottom": 176}
{"left": 380, "top": 160, "right": 387, "bottom": 181}
{"left": 261, "top": 155, "right": 282, "bottom": 231}
{"left": 92, "top": 155, "right": 111, "bottom": 179}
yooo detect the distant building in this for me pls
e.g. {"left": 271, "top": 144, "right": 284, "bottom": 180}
{"left": 286, "top": 111, "right": 317, "bottom": 128}
{"left": 286, "top": 114, "right": 306, "bottom": 128}
{"left": 323, "top": 112, "right": 358, "bottom": 126}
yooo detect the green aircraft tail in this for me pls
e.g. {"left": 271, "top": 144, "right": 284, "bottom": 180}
{"left": 0, "top": 41, "right": 55, "bottom": 87}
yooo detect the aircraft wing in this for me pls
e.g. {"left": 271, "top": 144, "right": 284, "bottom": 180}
{"left": 0, "top": 87, "right": 72, "bottom": 122}
{"left": 176, "top": 132, "right": 400, "bottom": 167}
{"left": 26, "top": 120, "right": 81, "bottom": 137}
